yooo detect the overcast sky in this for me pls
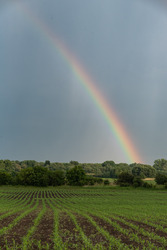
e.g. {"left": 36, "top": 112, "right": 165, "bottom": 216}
{"left": 0, "top": 0, "right": 167, "bottom": 164}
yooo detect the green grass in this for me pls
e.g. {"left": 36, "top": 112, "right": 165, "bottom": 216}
{"left": 142, "top": 178, "right": 156, "bottom": 185}
{"left": 102, "top": 178, "right": 116, "bottom": 184}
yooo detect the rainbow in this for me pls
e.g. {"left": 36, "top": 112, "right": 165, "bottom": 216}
{"left": 18, "top": 3, "right": 142, "bottom": 163}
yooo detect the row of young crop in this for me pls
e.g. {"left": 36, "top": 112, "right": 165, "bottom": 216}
{"left": 59, "top": 189, "right": 167, "bottom": 246}
{"left": 50, "top": 191, "right": 167, "bottom": 249}
{"left": 0, "top": 192, "right": 38, "bottom": 249}
{"left": 36, "top": 190, "right": 167, "bottom": 248}
{"left": 0, "top": 189, "right": 167, "bottom": 249}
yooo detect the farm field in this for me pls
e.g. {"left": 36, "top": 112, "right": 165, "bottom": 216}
{"left": 0, "top": 186, "right": 167, "bottom": 249}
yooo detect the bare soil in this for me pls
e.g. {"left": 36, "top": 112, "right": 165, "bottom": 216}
{"left": 125, "top": 218, "right": 167, "bottom": 238}
{"left": 116, "top": 216, "right": 166, "bottom": 248}
{"left": 75, "top": 214, "right": 109, "bottom": 248}
{"left": 0, "top": 210, "right": 38, "bottom": 249}
{"left": 91, "top": 215, "right": 141, "bottom": 248}
{"left": 31, "top": 208, "right": 54, "bottom": 249}
{"left": 59, "top": 212, "right": 83, "bottom": 249}
{"left": 0, "top": 213, "right": 20, "bottom": 229}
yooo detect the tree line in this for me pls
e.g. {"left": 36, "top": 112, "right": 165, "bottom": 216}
{"left": 1, "top": 159, "right": 167, "bottom": 187}
{"left": 0, "top": 158, "right": 167, "bottom": 179}
{"left": 0, "top": 165, "right": 104, "bottom": 187}
{"left": 115, "top": 171, "right": 167, "bottom": 189}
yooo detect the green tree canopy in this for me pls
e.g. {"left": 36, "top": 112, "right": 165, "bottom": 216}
{"left": 116, "top": 172, "right": 134, "bottom": 186}
{"left": 153, "top": 159, "right": 167, "bottom": 172}
{"left": 0, "top": 171, "right": 12, "bottom": 185}
{"left": 48, "top": 170, "right": 65, "bottom": 186}
{"left": 17, "top": 167, "right": 36, "bottom": 186}
{"left": 102, "top": 161, "right": 115, "bottom": 167}
{"left": 155, "top": 173, "right": 167, "bottom": 185}
{"left": 17, "top": 166, "right": 49, "bottom": 186}
{"left": 44, "top": 160, "right": 50, "bottom": 166}
{"left": 70, "top": 161, "right": 79, "bottom": 166}
{"left": 132, "top": 164, "right": 156, "bottom": 178}
{"left": 66, "top": 166, "right": 86, "bottom": 186}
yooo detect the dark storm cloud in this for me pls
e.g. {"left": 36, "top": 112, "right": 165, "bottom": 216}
{"left": 1, "top": 0, "right": 167, "bottom": 164}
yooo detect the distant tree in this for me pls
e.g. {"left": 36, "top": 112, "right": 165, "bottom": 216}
{"left": 82, "top": 164, "right": 93, "bottom": 174}
{"left": 116, "top": 163, "right": 129, "bottom": 168}
{"left": 142, "top": 164, "right": 156, "bottom": 178}
{"left": 3, "top": 160, "right": 12, "bottom": 171}
{"left": 132, "top": 165, "right": 145, "bottom": 178}
{"left": 102, "top": 161, "right": 115, "bottom": 167}
{"left": 48, "top": 170, "right": 65, "bottom": 186}
{"left": 44, "top": 160, "right": 50, "bottom": 166}
{"left": 110, "top": 168, "right": 117, "bottom": 178}
{"left": 131, "top": 163, "right": 156, "bottom": 178}
{"left": 84, "top": 176, "right": 103, "bottom": 186}
{"left": 85, "top": 176, "right": 96, "bottom": 185}
{"left": 155, "top": 173, "right": 167, "bottom": 185}
{"left": 133, "top": 177, "right": 144, "bottom": 187}
{"left": 4, "top": 159, "right": 12, "bottom": 168}
{"left": 116, "top": 172, "right": 134, "bottom": 186}
{"left": 0, "top": 171, "right": 12, "bottom": 185}
{"left": 153, "top": 159, "right": 167, "bottom": 173}
{"left": 0, "top": 161, "right": 5, "bottom": 171}
{"left": 94, "top": 177, "right": 103, "bottom": 184}
{"left": 21, "top": 160, "right": 37, "bottom": 168}
{"left": 66, "top": 166, "right": 86, "bottom": 186}
{"left": 96, "top": 161, "right": 115, "bottom": 178}
{"left": 110, "top": 163, "right": 131, "bottom": 178}
{"left": 33, "top": 166, "right": 49, "bottom": 186}
{"left": 70, "top": 161, "right": 79, "bottom": 166}
{"left": 104, "top": 179, "right": 110, "bottom": 185}
{"left": 17, "top": 166, "right": 49, "bottom": 186}
{"left": 17, "top": 167, "right": 35, "bottom": 186}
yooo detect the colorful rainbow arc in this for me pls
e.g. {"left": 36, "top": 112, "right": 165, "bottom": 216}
{"left": 19, "top": 4, "right": 142, "bottom": 163}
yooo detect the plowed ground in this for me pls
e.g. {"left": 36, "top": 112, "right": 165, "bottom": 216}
{"left": 0, "top": 187, "right": 167, "bottom": 249}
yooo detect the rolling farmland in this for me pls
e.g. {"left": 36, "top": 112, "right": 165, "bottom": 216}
{"left": 0, "top": 186, "right": 167, "bottom": 249}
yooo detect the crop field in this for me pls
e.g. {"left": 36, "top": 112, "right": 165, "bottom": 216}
{"left": 0, "top": 186, "right": 167, "bottom": 249}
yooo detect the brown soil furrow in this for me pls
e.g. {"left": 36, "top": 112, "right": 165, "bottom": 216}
{"left": 28, "top": 191, "right": 36, "bottom": 202}
{"left": 91, "top": 215, "right": 142, "bottom": 249}
{"left": 19, "top": 193, "right": 28, "bottom": 201}
{"left": 59, "top": 212, "right": 83, "bottom": 249}
{"left": 34, "top": 192, "right": 38, "bottom": 198}
{"left": 51, "top": 191, "right": 59, "bottom": 198}
{"left": 67, "top": 193, "right": 75, "bottom": 197}
{"left": 31, "top": 208, "right": 54, "bottom": 249}
{"left": 0, "top": 213, "right": 20, "bottom": 229}
{"left": 4, "top": 194, "right": 17, "bottom": 200}
{"left": 45, "top": 191, "right": 49, "bottom": 198}
{"left": 64, "top": 193, "right": 73, "bottom": 198}
{"left": 10, "top": 193, "right": 22, "bottom": 200}
{"left": 135, "top": 221, "right": 167, "bottom": 238}
{"left": 26, "top": 192, "right": 33, "bottom": 198}
{"left": 48, "top": 191, "right": 53, "bottom": 198}
{"left": 117, "top": 216, "right": 167, "bottom": 239}
{"left": 0, "top": 210, "right": 39, "bottom": 249}
{"left": 62, "top": 193, "right": 69, "bottom": 198}
{"left": 110, "top": 216, "right": 164, "bottom": 249}
{"left": 38, "top": 200, "right": 43, "bottom": 208}
{"left": 0, "top": 212, "right": 6, "bottom": 217}
{"left": 56, "top": 191, "right": 65, "bottom": 198}
{"left": 75, "top": 214, "right": 109, "bottom": 248}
